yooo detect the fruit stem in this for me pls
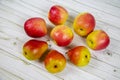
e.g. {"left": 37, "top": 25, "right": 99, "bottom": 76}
{"left": 54, "top": 65, "right": 58, "bottom": 68}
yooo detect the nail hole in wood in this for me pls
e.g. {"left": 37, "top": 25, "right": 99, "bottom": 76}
{"left": 114, "top": 69, "right": 117, "bottom": 72}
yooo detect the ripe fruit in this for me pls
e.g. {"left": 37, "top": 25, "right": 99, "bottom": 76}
{"left": 86, "top": 30, "right": 110, "bottom": 50}
{"left": 50, "top": 25, "right": 74, "bottom": 46}
{"left": 24, "top": 17, "right": 47, "bottom": 38}
{"left": 48, "top": 5, "right": 68, "bottom": 25}
{"left": 73, "top": 12, "right": 95, "bottom": 37}
{"left": 44, "top": 50, "right": 66, "bottom": 73}
{"left": 67, "top": 46, "right": 91, "bottom": 67}
{"left": 23, "top": 39, "right": 48, "bottom": 60}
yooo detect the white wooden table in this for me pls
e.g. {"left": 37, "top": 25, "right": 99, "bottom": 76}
{"left": 0, "top": 0, "right": 120, "bottom": 80}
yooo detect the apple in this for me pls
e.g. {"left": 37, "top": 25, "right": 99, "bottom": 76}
{"left": 48, "top": 5, "right": 68, "bottom": 25}
{"left": 24, "top": 17, "right": 47, "bottom": 38}
{"left": 73, "top": 12, "right": 95, "bottom": 37}
{"left": 86, "top": 30, "right": 110, "bottom": 50}
{"left": 50, "top": 25, "right": 74, "bottom": 46}
{"left": 23, "top": 39, "right": 48, "bottom": 60}
{"left": 67, "top": 46, "right": 91, "bottom": 67}
{"left": 44, "top": 50, "right": 66, "bottom": 73}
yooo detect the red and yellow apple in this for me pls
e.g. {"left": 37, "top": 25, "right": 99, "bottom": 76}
{"left": 48, "top": 5, "right": 68, "bottom": 25}
{"left": 73, "top": 12, "right": 95, "bottom": 37}
{"left": 86, "top": 30, "right": 110, "bottom": 50}
{"left": 44, "top": 50, "right": 66, "bottom": 73}
{"left": 23, "top": 39, "right": 48, "bottom": 60}
{"left": 24, "top": 17, "right": 47, "bottom": 38}
{"left": 67, "top": 46, "right": 91, "bottom": 67}
{"left": 50, "top": 25, "right": 74, "bottom": 46}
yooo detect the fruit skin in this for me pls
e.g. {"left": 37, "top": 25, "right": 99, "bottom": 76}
{"left": 24, "top": 17, "right": 47, "bottom": 38}
{"left": 23, "top": 39, "right": 48, "bottom": 60}
{"left": 44, "top": 50, "right": 66, "bottom": 73}
{"left": 48, "top": 5, "right": 68, "bottom": 25}
{"left": 50, "top": 25, "right": 74, "bottom": 46}
{"left": 73, "top": 12, "right": 95, "bottom": 37}
{"left": 86, "top": 30, "right": 110, "bottom": 50}
{"left": 67, "top": 46, "right": 91, "bottom": 67}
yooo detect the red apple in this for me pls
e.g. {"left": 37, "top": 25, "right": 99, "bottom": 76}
{"left": 50, "top": 25, "right": 74, "bottom": 46}
{"left": 23, "top": 39, "right": 48, "bottom": 60}
{"left": 24, "top": 17, "right": 47, "bottom": 38}
{"left": 67, "top": 46, "right": 91, "bottom": 67}
{"left": 86, "top": 30, "right": 110, "bottom": 50}
{"left": 44, "top": 50, "right": 66, "bottom": 73}
{"left": 73, "top": 12, "right": 95, "bottom": 37}
{"left": 48, "top": 5, "right": 68, "bottom": 25}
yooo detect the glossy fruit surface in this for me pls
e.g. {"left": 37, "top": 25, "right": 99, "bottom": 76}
{"left": 50, "top": 25, "right": 74, "bottom": 46}
{"left": 44, "top": 50, "right": 66, "bottom": 73}
{"left": 48, "top": 5, "right": 68, "bottom": 25}
{"left": 67, "top": 46, "right": 91, "bottom": 67}
{"left": 86, "top": 30, "right": 110, "bottom": 50}
{"left": 23, "top": 39, "right": 48, "bottom": 60}
{"left": 24, "top": 17, "right": 47, "bottom": 38}
{"left": 73, "top": 12, "right": 95, "bottom": 37}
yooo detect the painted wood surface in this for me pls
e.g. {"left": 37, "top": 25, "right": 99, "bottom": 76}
{"left": 0, "top": 0, "right": 120, "bottom": 80}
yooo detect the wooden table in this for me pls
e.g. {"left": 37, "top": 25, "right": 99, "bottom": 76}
{"left": 0, "top": 0, "right": 120, "bottom": 80}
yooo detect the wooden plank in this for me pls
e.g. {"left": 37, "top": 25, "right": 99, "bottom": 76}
{"left": 0, "top": 2, "right": 54, "bottom": 27}
{"left": 19, "top": 0, "right": 120, "bottom": 28}
{"left": 0, "top": 0, "right": 120, "bottom": 80}
{"left": 7, "top": 0, "right": 120, "bottom": 41}
{"left": 0, "top": 5, "right": 119, "bottom": 61}
{"left": 96, "top": 21, "right": 120, "bottom": 41}
{"left": 0, "top": 36, "right": 103, "bottom": 80}
{"left": 0, "top": 68, "right": 23, "bottom": 80}
{"left": 75, "top": 0, "right": 120, "bottom": 17}
{"left": 0, "top": 21, "right": 119, "bottom": 56}
{"left": 1, "top": 0, "right": 120, "bottom": 42}
{"left": 0, "top": 19, "right": 103, "bottom": 80}
{"left": 96, "top": 0, "right": 120, "bottom": 8}
{"left": 49, "top": 0, "right": 120, "bottom": 28}
{"left": 0, "top": 3, "right": 119, "bottom": 68}
{"left": 1, "top": 0, "right": 120, "bottom": 29}
{"left": 0, "top": 0, "right": 119, "bottom": 70}
{"left": 0, "top": 50, "right": 62, "bottom": 80}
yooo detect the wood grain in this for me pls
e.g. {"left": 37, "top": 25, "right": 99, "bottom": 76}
{"left": 0, "top": 0, "right": 120, "bottom": 80}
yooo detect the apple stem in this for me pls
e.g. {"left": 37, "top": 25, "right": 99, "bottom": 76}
{"left": 89, "top": 40, "right": 93, "bottom": 44}
{"left": 54, "top": 65, "right": 58, "bottom": 68}
{"left": 24, "top": 52, "right": 27, "bottom": 55}
{"left": 80, "top": 28, "right": 83, "bottom": 31}
{"left": 85, "top": 55, "right": 88, "bottom": 58}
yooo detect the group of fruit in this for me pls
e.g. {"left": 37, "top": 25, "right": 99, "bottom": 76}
{"left": 22, "top": 5, "right": 110, "bottom": 73}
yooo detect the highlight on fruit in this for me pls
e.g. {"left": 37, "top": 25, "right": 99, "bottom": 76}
{"left": 73, "top": 12, "right": 95, "bottom": 37}
{"left": 23, "top": 39, "right": 48, "bottom": 60}
{"left": 48, "top": 5, "right": 68, "bottom": 25}
{"left": 22, "top": 4, "right": 111, "bottom": 74}
{"left": 44, "top": 50, "right": 66, "bottom": 73}
{"left": 50, "top": 25, "right": 74, "bottom": 46}
{"left": 67, "top": 46, "right": 91, "bottom": 67}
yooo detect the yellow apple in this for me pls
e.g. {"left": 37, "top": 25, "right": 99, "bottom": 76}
{"left": 48, "top": 5, "right": 68, "bottom": 25}
{"left": 73, "top": 12, "right": 95, "bottom": 37}
{"left": 44, "top": 50, "right": 66, "bottom": 73}
{"left": 23, "top": 39, "right": 48, "bottom": 60}
{"left": 67, "top": 46, "right": 91, "bottom": 67}
{"left": 50, "top": 25, "right": 74, "bottom": 46}
{"left": 86, "top": 30, "right": 110, "bottom": 50}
